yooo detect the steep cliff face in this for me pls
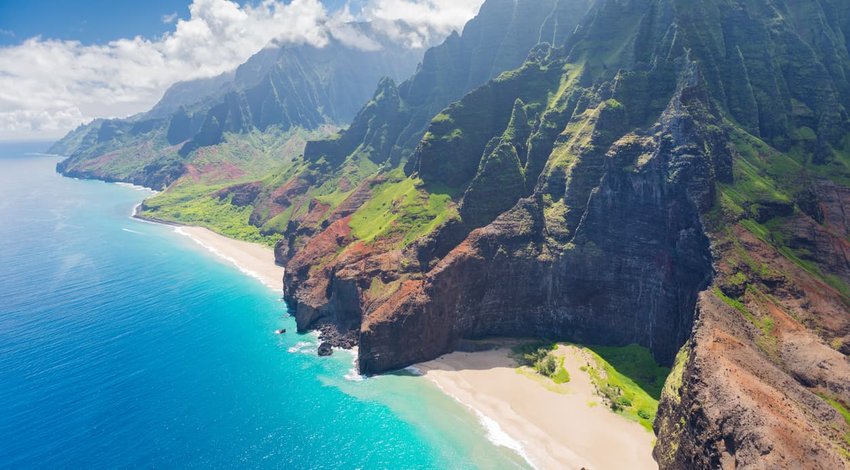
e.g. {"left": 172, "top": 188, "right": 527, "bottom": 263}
{"left": 278, "top": 0, "right": 850, "bottom": 466}
{"left": 357, "top": 59, "right": 717, "bottom": 372}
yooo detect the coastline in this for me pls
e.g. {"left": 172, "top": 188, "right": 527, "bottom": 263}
{"left": 132, "top": 211, "right": 284, "bottom": 294}
{"left": 417, "top": 346, "right": 658, "bottom": 470}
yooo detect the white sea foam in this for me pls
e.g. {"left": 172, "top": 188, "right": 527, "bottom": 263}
{"left": 115, "top": 182, "right": 158, "bottom": 194}
{"left": 287, "top": 341, "right": 314, "bottom": 354}
{"left": 341, "top": 347, "right": 366, "bottom": 382}
{"left": 403, "top": 365, "right": 423, "bottom": 376}
{"left": 472, "top": 411, "right": 535, "bottom": 467}
{"left": 426, "top": 379, "right": 537, "bottom": 469}
{"left": 130, "top": 212, "right": 163, "bottom": 226}
{"left": 25, "top": 152, "right": 63, "bottom": 157}
{"left": 344, "top": 369, "right": 366, "bottom": 382}
{"left": 121, "top": 228, "right": 143, "bottom": 235}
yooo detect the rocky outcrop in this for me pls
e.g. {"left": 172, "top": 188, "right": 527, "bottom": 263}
{"left": 654, "top": 291, "right": 850, "bottom": 469}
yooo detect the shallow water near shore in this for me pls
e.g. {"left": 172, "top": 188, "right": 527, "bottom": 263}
{"left": 0, "top": 146, "right": 528, "bottom": 468}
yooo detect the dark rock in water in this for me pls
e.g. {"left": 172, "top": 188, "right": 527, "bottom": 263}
{"left": 317, "top": 342, "right": 333, "bottom": 357}
{"left": 314, "top": 323, "right": 359, "bottom": 350}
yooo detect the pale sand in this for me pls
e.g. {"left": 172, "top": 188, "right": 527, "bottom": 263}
{"left": 174, "top": 226, "right": 284, "bottom": 293}
{"left": 417, "top": 345, "right": 657, "bottom": 470}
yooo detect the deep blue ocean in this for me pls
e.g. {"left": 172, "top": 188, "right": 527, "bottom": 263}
{"left": 0, "top": 143, "right": 527, "bottom": 469}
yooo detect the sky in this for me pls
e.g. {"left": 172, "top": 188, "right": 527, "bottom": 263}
{"left": 0, "top": 0, "right": 484, "bottom": 142}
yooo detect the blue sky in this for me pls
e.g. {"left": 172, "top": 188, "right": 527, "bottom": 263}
{"left": 0, "top": 0, "right": 482, "bottom": 141}
{"left": 0, "top": 0, "right": 352, "bottom": 45}
{"left": 0, "top": 0, "right": 198, "bottom": 45}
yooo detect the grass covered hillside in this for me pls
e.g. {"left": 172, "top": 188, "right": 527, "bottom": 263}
{"left": 137, "top": 127, "right": 336, "bottom": 246}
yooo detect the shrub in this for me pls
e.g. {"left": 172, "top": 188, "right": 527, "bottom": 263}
{"left": 537, "top": 354, "right": 558, "bottom": 376}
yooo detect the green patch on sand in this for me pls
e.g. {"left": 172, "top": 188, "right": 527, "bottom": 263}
{"left": 582, "top": 344, "right": 671, "bottom": 432}
{"left": 511, "top": 341, "right": 668, "bottom": 431}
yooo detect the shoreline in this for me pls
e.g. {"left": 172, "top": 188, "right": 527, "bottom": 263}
{"left": 417, "top": 346, "right": 657, "bottom": 470}
{"left": 132, "top": 211, "right": 284, "bottom": 294}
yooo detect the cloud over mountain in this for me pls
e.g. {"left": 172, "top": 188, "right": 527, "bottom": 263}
{"left": 0, "top": 0, "right": 483, "bottom": 141}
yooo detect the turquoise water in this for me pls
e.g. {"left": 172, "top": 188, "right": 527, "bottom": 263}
{"left": 0, "top": 146, "right": 528, "bottom": 469}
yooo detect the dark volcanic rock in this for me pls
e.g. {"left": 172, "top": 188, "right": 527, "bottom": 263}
{"left": 317, "top": 342, "right": 333, "bottom": 357}
{"left": 317, "top": 323, "right": 359, "bottom": 350}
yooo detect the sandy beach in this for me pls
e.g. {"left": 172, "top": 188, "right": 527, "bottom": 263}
{"left": 417, "top": 345, "right": 657, "bottom": 470}
{"left": 174, "top": 226, "right": 284, "bottom": 293}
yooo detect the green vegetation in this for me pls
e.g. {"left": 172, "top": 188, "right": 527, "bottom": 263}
{"left": 349, "top": 171, "right": 458, "bottom": 248}
{"left": 791, "top": 134, "right": 850, "bottom": 187}
{"left": 512, "top": 343, "right": 669, "bottom": 430}
{"left": 712, "top": 286, "right": 778, "bottom": 355}
{"left": 822, "top": 395, "right": 850, "bottom": 426}
{"left": 194, "top": 129, "right": 317, "bottom": 179}
{"left": 585, "top": 344, "right": 670, "bottom": 400}
{"left": 735, "top": 216, "right": 850, "bottom": 301}
{"left": 552, "top": 357, "right": 571, "bottom": 384}
{"left": 141, "top": 190, "right": 279, "bottom": 247}
{"left": 661, "top": 343, "right": 691, "bottom": 405}
{"left": 712, "top": 286, "right": 750, "bottom": 317}
{"left": 511, "top": 342, "right": 570, "bottom": 384}
{"left": 136, "top": 128, "right": 339, "bottom": 246}
{"left": 583, "top": 344, "right": 671, "bottom": 432}
{"left": 724, "top": 131, "right": 797, "bottom": 206}
{"left": 708, "top": 126, "right": 850, "bottom": 310}
{"left": 817, "top": 393, "right": 850, "bottom": 450}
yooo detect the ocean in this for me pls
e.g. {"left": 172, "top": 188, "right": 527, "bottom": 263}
{"left": 0, "top": 144, "right": 528, "bottom": 469}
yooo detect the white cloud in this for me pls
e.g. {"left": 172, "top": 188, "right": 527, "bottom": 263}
{"left": 161, "top": 12, "right": 179, "bottom": 24}
{"left": 362, "top": 0, "right": 483, "bottom": 48}
{"left": 0, "top": 0, "right": 485, "bottom": 141}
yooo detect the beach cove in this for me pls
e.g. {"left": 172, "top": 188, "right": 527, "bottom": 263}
{"left": 128, "top": 172, "right": 660, "bottom": 469}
